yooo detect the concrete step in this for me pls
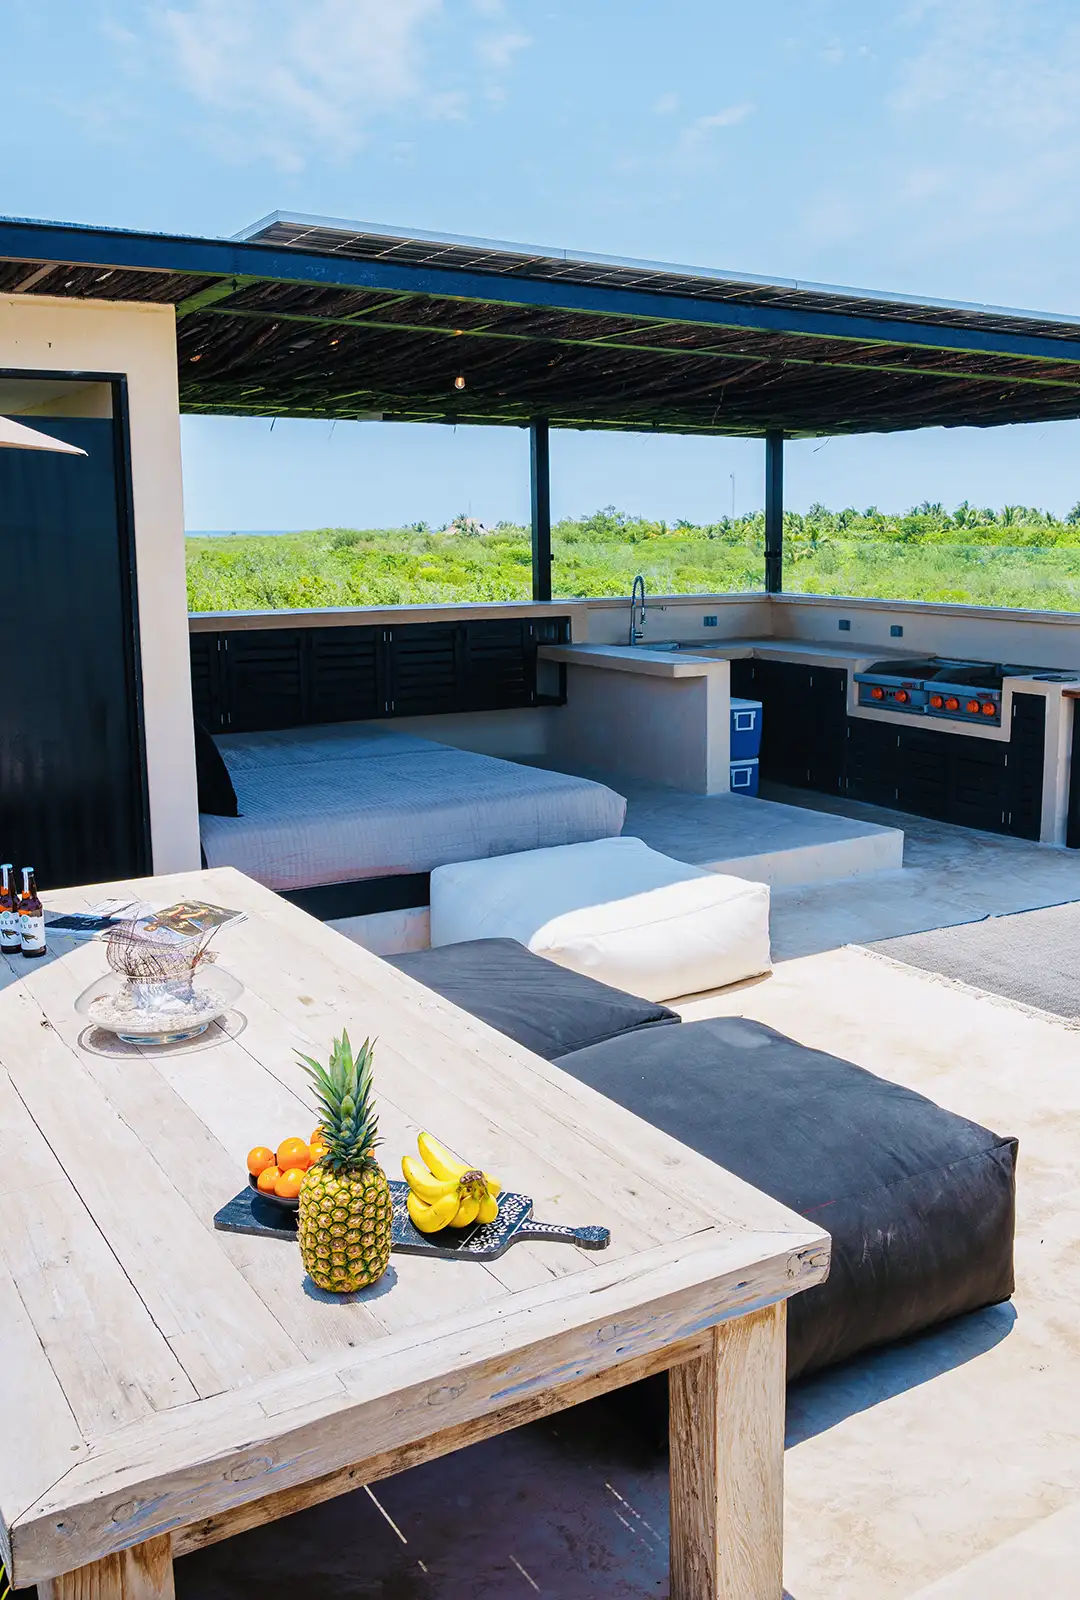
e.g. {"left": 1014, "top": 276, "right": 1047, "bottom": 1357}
{"left": 908, "top": 1501, "right": 1080, "bottom": 1597}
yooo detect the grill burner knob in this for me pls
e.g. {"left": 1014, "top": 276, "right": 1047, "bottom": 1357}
{"left": 981, "top": 701, "right": 997, "bottom": 716}
{"left": 966, "top": 698, "right": 981, "bottom": 714}
{"left": 871, "top": 686, "right": 884, "bottom": 700}
{"left": 945, "top": 696, "right": 960, "bottom": 711}
{"left": 895, "top": 690, "right": 909, "bottom": 704}
{"left": 930, "top": 694, "right": 944, "bottom": 709}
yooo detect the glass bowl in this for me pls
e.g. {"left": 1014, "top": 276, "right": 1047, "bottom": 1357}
{"left": 75, "top": 965, "right": 244, "bottom": 1044}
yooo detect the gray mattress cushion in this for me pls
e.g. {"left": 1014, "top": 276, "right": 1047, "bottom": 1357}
{"left": 389, "top": 938, "right": 680, "bottom": 1061}
{"left": 553, "top": 1015, "right": 1017, "bottom": 1381}
{"left": 200, "top": 724, "right": 626, "bottom": 890}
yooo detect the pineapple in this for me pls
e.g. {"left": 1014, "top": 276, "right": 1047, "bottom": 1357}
{"left": 296, "top": 1031, "right": 392, "bottom": 1293}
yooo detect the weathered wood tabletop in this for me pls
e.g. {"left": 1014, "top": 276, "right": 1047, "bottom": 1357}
{"left": 0, "top": 867, "right": 829, "bottom": 1600}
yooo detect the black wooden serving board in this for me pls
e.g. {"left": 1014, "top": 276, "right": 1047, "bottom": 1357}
{"left": 214, "top": 1179, "right": 609, "bottom": 1261}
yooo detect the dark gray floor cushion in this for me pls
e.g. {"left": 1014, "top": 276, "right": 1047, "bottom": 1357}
{"left": 554, "top": 1015, "right": 1017, "bottom": 1381}
{"left": 388, "top": 938, "right": 680, "bottom": 1062}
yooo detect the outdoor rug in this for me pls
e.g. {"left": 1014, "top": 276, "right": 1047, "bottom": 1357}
{"left": 865, "top": 900, "right": 1080, "bottom": 1021}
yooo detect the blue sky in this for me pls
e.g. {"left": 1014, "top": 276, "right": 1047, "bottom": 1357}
{"left": 7, "top": 0, "right": 1080, "bottom": 528}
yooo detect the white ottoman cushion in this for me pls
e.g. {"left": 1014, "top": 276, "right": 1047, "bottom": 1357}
{"left": 429, "top": 836, "right": 771, "bottom": 1001}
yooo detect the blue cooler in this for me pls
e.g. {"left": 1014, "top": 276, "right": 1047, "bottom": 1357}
{"left": 730, "top": 757, "right": 760, "bottom": 796}
{"left": 730, "top": 698, "right": 762, "bottom": 760}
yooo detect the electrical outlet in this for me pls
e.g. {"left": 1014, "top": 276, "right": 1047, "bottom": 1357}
{"left": 703, "top": 615, "right": 718, "bottom": 627}
{"left": 838, "top": 619, "right": 851, "bottom": 632}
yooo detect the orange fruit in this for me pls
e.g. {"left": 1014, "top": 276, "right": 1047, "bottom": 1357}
{"left": 309, "top": 1138, "right": 329, "bottom": 1163}
{"left": 247, "top": 1146, "right": 275, "bottom": 1176}
{"left": 275, "top": 1166, "right": 307, "bottom": 1199}
{"left": 276, "top": 1137, "right": 311, "bottom": 1172}
{"left": 309, "top": 1127, "right": 325, "bottom": 1145}
{"left": 256, "top": 1164, "right": 281, "bottom": 1194}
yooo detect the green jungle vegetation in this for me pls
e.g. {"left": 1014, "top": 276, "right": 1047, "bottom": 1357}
{"left": 187, "top": 501, "right": 1080, "bottom": 614}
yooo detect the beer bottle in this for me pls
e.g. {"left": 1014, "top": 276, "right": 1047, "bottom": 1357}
{"left": 18, "top": 867, "right": 46, "bottom": 959}
{"left": 0, "top": 865, "right": 19, "bottom": 955}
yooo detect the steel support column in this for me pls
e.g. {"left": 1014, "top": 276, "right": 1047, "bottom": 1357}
{"left": 530, "top": 418, "right": 552, "bottom": 602}
{"left": 764, "top": 431, "right": 784, "bottom": 594}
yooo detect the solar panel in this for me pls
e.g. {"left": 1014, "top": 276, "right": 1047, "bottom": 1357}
{"left": 237, "top": 211, "right": 1080, "bottom": 344}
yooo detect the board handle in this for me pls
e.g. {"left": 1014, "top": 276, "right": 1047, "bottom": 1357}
{"left": 517, "top": 1219, "right": 610, "bottom": 1250}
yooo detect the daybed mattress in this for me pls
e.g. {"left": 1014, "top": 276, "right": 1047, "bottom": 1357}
{"left": 200, "top": 722, "right": 626, "bottom": 892}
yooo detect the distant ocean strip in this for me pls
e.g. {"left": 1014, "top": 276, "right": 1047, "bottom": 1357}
{"left": 186, "top": 529, "right": 300, "bottom": 537}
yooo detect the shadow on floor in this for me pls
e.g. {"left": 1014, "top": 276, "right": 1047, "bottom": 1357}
{"left": 786, "top": 1301, "right": 1017, "bottom": 1447}
{"left": 175, "top": 1311, "right": 1013, "bottom": 1598}
{"left": 177, "top": 1390, "right": 672, "bottom": 1600}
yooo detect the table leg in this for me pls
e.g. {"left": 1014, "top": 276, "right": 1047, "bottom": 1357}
{"left": 669, "top": 1301, "right": 787, "bottom": 1600}
{"left": 36, "top": 1536, "right": 175, "bottom": 1600}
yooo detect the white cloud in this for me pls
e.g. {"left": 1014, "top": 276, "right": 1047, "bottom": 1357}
{"left": 681, "top": 102, "right": 754, "bottom": 151}
{"left": 157, "top": 0, "right": 443, "bottom": 160}
{"left": 883, "top": 0, "right": 1080, "bottom": 247}
{"left": 138, "top": 0, "right": 528, "bottom": 167}
{"left": 476, "top": 29, "right": 532, "bottom": 69}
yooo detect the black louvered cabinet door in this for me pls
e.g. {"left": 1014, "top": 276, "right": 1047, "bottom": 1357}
{"left": 386, "top": 623, "right": 459, "bottom": 715}
{"left": 222, "top": 630, "right": 306, "bottom": 730}
{"left": 309, "top": 627, "right": 384, "bottom": 723}
{"left": 462, "top": 618, "right": 535, "bottom": 710}
{"left": 897, "top": 727, "right": 952, "bottom": 820}
{"left": 1007, "top": 693, "right": 1045, "bottom": 840}
{"left": 846, "top": 717, "right": 900, "bottom": 806}
{"left": 805, "top": 666, "right": 848, "bottom": 794}
{"left": 189, "top": 633, "right": 224, "bottom": 730}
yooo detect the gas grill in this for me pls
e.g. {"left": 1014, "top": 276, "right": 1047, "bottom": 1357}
{"left": 853, "top": 657, "right": 1013, "bottom": 726}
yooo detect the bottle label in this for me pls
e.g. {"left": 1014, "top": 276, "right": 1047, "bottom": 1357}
{"left": 20, "top": 914, "right": 46, "bottom": 953}
{"left": 0, "top": 908, "right": 19, "bottom": 948}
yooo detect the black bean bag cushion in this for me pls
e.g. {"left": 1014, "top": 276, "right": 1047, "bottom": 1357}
{"left": 389, "top": 938, "right": 680, "bottom": 1062}
{"left": 554, "top": 1015, "right": 1017, "bottom": 1381}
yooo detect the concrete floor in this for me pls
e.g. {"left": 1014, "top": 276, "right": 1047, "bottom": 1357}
{"left": 763, "top": 781, "right": 1080, "bottom": 958}
{"left": 176, "top": 801, "right": 1080, "bottom": 1599}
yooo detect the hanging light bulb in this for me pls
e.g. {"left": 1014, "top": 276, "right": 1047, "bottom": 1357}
{"left": 453, "top": 374, "right": 466, "bottom": 390}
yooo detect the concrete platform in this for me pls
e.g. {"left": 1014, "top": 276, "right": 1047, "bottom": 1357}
{"left": 763, "top": 782, "right": 1080, "bottom": 959}
{"left": 617, "top": 774, "right": 904, "bottom": 889}
{"left": 334, "top": 779, "right": 905, "bottom": 956}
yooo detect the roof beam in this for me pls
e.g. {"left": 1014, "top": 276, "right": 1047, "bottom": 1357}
{"left": 174, "top": 276, "right": 258, "bottom": 318}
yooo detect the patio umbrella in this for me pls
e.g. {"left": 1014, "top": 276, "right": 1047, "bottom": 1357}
{"left": 0, "top": 414, "right": 87, "bottom": 454}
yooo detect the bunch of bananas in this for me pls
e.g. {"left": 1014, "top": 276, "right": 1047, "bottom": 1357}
{"left": 403, "top": 1132, "right": 501, "bottom": 1234}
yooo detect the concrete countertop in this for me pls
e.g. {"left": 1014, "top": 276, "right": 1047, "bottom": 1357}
{"left": 190, "top": 599, "right": 586, "bottom": 632}
{"left": 539, "top": 637, "right": 913, "bottom": 675}
{"left": 679, "top": 637, "right": 908, "bottom": 669}
{"left": 537, "top": 642, "right": 731, "bottom": 678}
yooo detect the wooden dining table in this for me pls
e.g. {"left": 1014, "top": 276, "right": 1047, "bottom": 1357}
{"left": 0, "top": 866, "right": 829, "bottom": 1599}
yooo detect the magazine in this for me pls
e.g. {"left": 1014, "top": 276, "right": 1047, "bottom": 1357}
{"left": 138, "top": 901, "right": 248, "bottom": 941}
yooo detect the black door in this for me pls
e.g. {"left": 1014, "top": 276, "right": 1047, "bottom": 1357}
{"left": 740, "top": 659, "right": 846, "bottom": 793}
{"left": 0, "top": 413, "right": 148, "bottom": 888}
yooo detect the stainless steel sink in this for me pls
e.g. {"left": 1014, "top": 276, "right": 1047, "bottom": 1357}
{"left": 631, "top": 640, "right": 683, "bottom": 651}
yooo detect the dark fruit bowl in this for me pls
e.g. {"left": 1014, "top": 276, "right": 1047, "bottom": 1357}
{"left": 248, "top": 1173, "right": 300, "bottom": 1212}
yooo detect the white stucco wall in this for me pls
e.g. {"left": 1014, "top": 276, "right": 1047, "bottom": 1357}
{"left": 0, "top": 294, "right": 200, "bottom": 874}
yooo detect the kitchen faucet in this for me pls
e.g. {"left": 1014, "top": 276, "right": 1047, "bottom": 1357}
{"left": 629, "top": 574, "right": 647, "bottom": 645}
